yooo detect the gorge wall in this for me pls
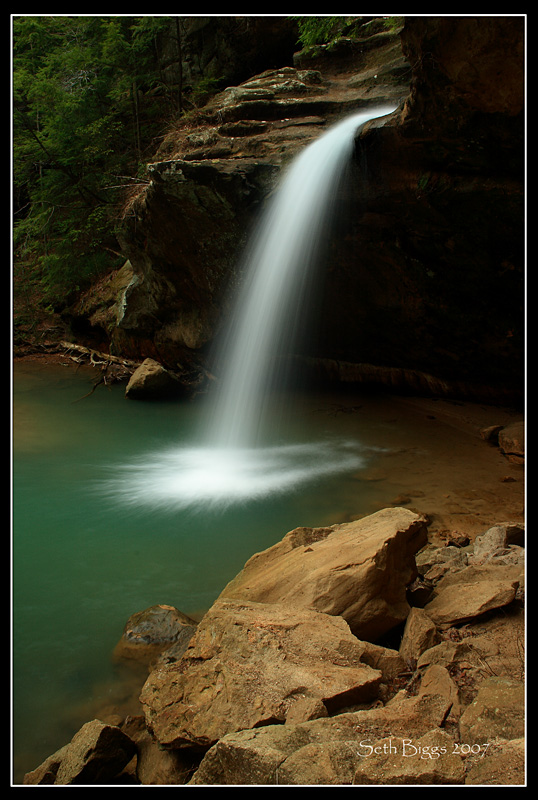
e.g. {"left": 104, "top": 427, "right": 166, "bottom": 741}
{"left": 66, "top": 16, "right": 525, "bottom": 404}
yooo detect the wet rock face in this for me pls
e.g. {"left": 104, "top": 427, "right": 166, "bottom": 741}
{"left": 72, "top": 17, "right": 524, "bottom": 401}
{"left": 79, "top": 23, "right": 411, "bottom": 376}
{"left": 400, "top": 16, "right": 524, "bottom": 122}
{"left": 110, "top": 37, "right": 407, "bottom": 375}
{"left": 313, "top": 16, "right": 524, "bottom": 400}
{"left": 115, "top": 157, "right": 280, "bottom": 367}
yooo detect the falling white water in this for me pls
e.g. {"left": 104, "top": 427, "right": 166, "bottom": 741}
{"left": 206, "top": 105, "right": 397, "bottom": 449}
{"left": 108, "top": 106, "right": 396, "bottom": 511}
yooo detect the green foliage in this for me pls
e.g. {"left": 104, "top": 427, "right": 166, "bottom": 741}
{"left": 191, "top": 74, "right": 225, "bottom": 106}
{"left": 12, "top": 15, "right": 180, "bottom": 307}
{"left": 291, "top": 16, "right": 346, "bottom": 48}
{"left": 291, "top": 15, "right": 404, "bottom": 49}
{"left": 360, "top": 16, "right": 404, "bottom": 35}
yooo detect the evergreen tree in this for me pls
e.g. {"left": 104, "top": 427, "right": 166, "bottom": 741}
{"left": 13, "top": 15, "right": 177, "bottom": 308}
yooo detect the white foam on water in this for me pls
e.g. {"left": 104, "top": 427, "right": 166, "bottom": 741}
{"left": 105, "top": 439, "right": 368, "bottom": 512}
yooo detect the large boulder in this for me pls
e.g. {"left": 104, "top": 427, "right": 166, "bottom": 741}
{"left": 139, "top": 598, "right": 383, "bottom": 749}
{"left": 219, "top": 506, "right": 429, "bottom": 641}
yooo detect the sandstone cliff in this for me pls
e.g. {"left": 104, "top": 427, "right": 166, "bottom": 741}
{"left": 64, "top": 16, "right": 524, "bottom": 403}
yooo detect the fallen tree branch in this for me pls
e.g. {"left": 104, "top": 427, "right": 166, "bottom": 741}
{"left": 60, "top": 341, "right": 143, "bottom": 401}
{"left": 60, "top": 341, "right": 141, "bottom": 369}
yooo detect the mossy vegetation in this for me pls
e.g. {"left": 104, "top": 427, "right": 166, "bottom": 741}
{"left": 292, "top": 15, "right": 404, "bottom": 48}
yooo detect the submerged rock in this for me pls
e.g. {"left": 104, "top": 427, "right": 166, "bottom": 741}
{"left": 113, "top": 604, "right": 198, "bottom": 668}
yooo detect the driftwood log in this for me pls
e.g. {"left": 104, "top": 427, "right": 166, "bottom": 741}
{"left": 60, "top": 341, "right": 141, "bottom": 370}
{"left": 59, "top": 341, "right": 142, "bottom": 401}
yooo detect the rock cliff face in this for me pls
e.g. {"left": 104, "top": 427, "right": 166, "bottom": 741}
{"left": 66, "top": 16, "right": 524, "bottom": 403}
{"left": 315, "top": 16, "right": 524, "bottom": 401}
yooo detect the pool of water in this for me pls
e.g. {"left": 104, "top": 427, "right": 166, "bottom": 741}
{"left": 12, "top": 360, "right": 524, "bottom": 782}
{"left": 11, "top": 361, "right": 379, "bottom": 780}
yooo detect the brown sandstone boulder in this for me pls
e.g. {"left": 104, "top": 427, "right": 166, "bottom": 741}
{"left": 458, "top": 677, "right": 525, "bottom": 745}
{"left": 23, "top": 745, "right": 71, "bottom": 785}
{"left": 139, "top": 598, "right": 383, "bottom": 749}
{"left": 398, "top": 607, "right": 440, "bottom": 665}
{"left": 464, "top": 737, "right": 525, "bottom": 785}
{"left": 423, "top": 564, "right": 522, "bottom": 627}
{"left": 125, "top": 358, "right": 184, "bottom": 399}
{"left": 189, "top": 663, "right": 457, "bottom": 785}
{"left": 121, "top": 715, "right": 199, "bottom": 785}
{"left": 22, "top": 720, "right": 137, "bottom": 786}
{"left": 352, "top": 728, "right": 465, "bottom": 785}
{"left": 219, "top": 506, "right": 429, "bottom": 641}
{"left": 359, "top": 641, "right": 406, "bottom": 682}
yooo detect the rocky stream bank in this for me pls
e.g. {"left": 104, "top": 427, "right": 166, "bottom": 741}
{"left": 23, "top": 498, "right": 525, "bottom": 785}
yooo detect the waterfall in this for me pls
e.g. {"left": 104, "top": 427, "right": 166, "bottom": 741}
{"left": 205, "top": 105, "right": 397, "bottom": 450}
{"left": 107, "top": 106, "right": 396, "bottom": 511}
